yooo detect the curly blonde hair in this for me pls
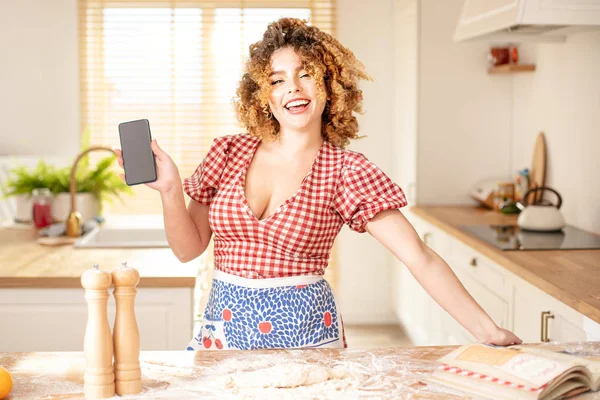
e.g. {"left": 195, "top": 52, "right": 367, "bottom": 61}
{"left": 234, "top": 18, "right": 371, "bottom": 148}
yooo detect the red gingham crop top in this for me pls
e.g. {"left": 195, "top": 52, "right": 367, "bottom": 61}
{"left": 183, "top": 134, "right": 407, "bottom": 279}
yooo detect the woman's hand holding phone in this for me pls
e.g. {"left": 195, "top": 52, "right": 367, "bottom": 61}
{"left": 115, "top": 140, "right": 181, "bottom": 194}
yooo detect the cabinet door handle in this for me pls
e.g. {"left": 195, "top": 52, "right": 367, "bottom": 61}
{"left": 423, "top": 232, "right": 432, "bottom": 246}
{"left": 541, "top": 311, "right": 554, "bottom": 342}
{"left": 469, "top": 257, "right": 477, "bottom": 267}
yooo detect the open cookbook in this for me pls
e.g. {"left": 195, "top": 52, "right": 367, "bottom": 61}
{"left": 427, "top": 344, "right": 600, "bottom": 400}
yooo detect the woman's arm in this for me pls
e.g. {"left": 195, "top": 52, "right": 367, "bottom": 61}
{"left": 160, "top": 186, "right": 212, "bottom": 263}
{"left": 115, "top": 140, "right": 212, "bottom": 263}
{"left": 366, "top": 209, "right": 522, "bottom": 346}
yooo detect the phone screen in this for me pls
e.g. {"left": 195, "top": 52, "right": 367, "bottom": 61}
{"left": 118, "top": 119, "right": 157, "bottom": 186}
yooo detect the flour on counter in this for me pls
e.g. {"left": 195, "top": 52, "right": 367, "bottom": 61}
{"left": 223, "top": 362, "right": 354, "bottom": 390}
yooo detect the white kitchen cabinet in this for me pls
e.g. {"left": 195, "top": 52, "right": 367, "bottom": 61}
{"left": 584, "top": 317, "right": 600, "bottom": 341}
{"left": 395, "top": 266, "right": 432, "bottom": 345}
{"left": 0, "top": 287, "right": 193, "bottom": 352}
{"left": 440, "top": 244, "right": 512, "bottom": 347}
{"left": 397, "top": 210, "right": 489, "bottom": 346}
{"left": 397, "top": 212, "right": 600, "bottom": 346}
{"left": 511, "top": 274, "right": 597, "bottom": 344}
{"left": 448, "top": 237, "right": 513, "bottom": 331}
{"left": 396, "top": 212, "right": 514, "bottom": 346}
{"left": 512, "top": 278, "right": 550, "bottom": 343}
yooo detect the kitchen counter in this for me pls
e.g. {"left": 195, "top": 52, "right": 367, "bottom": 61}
{"left": 3, "top": 343, "right": 600, "bottom": 399}
{"left": 0, "top": 225, "right": 198, "bottom": 288}
{"left": 411, "top": 206, "right": 600, "bottom": 325}
{"left": 0, "top": 224, "right": 198, "bottom": 351}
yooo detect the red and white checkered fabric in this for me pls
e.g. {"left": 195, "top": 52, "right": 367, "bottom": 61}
{"left": 183, "top": 134, "right": 407, "bottom": 279}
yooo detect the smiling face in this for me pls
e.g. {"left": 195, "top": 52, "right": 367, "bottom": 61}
{"left": 267, "top": 47, "right": 327, "bottom": 136}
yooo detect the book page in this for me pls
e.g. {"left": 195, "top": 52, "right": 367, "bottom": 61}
{"left": 585, "top": 360, "right": 600, "bottom": 390}
{"left": 438, "top": 344, "right": 573, "bottom": 388}
{"left": 429, "top": 370, "right": 540, "bottom": 400}
{"left": 429, "top": 366, "right": 588, "bottom": 400}
{"left": 497, "top": 352, "right": 567, "bottom": 387}
{"left": 515, "top": 346, "right": 595, "bottom": 366}
{"left": 517, "top": 346, "right": 600, "bottom": 389}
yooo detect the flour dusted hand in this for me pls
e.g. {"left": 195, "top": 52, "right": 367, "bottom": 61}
{"left": 115, "top": 139, "right": 181, "bottom": 193}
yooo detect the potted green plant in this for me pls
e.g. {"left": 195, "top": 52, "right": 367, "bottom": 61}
{"left": 50, "top": 154, "right": 133, "bottom": 222}
{"left": 2, "top": 155, "right": 132, "bottom": 224}
{"left": 1, "top": 161, "right": 58, "bottom": 222}
{"left": 2, "top": 126, "right": 133, "bottom": 223}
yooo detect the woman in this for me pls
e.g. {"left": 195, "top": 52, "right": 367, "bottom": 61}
{"left": 115, "top": 18, "right": 521, "bottom": 350}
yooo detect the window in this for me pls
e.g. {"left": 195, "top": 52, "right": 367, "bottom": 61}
{"left": 79, "top": 0, "right": 335, "bottom": 214}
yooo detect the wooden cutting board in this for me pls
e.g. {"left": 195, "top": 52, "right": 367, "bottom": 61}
{"left": 528, "top": 132, "right": 546, "bottom": 204}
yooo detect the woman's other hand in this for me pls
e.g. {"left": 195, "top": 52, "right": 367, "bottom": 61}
{"left": 480, "top": 326, "right": 523, "bottom": 346}
{"left": 114, "top": 139, "right": 181, "bottom": 194}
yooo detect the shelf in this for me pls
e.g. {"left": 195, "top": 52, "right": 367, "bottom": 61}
{"left": 488, "top": 64, "right": 536, "bottom": 74}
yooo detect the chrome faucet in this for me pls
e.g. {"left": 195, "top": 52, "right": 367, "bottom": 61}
{"left": 66, "top": 146, "right": 115, "bottom": 237}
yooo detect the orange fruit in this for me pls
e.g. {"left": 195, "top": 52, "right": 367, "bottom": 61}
{"left": 0, "top": 366, "right": 13, "bottom": 399}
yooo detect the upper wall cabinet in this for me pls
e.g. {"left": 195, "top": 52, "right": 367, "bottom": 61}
{"left": 454, "top": 0, "right": 600, "bottom": 43}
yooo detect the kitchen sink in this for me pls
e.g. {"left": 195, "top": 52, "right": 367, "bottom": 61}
{"left": 74, "top": 215, "right": 169, "bottom": 248}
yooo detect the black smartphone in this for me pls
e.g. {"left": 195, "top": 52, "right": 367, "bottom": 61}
{"left": 118, "top": 119, "right": 158, "bottom": 186}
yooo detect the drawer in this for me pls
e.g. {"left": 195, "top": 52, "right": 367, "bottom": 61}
{"left": 449, "top": 237, "right": 509, "bottom": 298}
{"left": 460, "top": 271, "right": 510, "bottom": 330}
{"left": 511, "top": 274, "right": 588, "bottom": 343}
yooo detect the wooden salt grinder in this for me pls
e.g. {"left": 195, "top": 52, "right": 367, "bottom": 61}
{"left": 112, "top": 261, "right": 142, "bottom": 395}
{"left": 81, "top": 264, "right": 115, "bottom": 399}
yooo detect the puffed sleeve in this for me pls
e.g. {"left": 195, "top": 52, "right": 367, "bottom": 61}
{"left": 333, "top": 151, "right": 408, "bottom": 233}
{"left": 183, "top": 136, "right": 231, "bottom": 205}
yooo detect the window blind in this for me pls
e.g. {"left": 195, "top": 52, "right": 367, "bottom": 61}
{"left": 78, "top": 0, "right": 335, "bottom": 215}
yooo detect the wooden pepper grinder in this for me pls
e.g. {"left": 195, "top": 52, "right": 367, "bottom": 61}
{"left": 81, "top": 264, "right": 115, "bottom": 399}
{"left": 111, "top": 261, "right": 142, "bottom": 395}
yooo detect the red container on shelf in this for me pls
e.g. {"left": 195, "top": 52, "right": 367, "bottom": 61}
{"left": 509, "top": 46, "right": 519, "bottom": 64}
{"left": 32, "top": 188, "right": 53, "bottom": 229}
{"left": 488, "top": 47, "right": 509, "bottom": 66}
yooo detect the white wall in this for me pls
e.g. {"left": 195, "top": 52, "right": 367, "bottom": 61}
{"left": 337, "top": 0, "right": 398, "bottom": 324}
{"left": 407, "top": 0, "right": 600, "bottom": 236}
{"left": 393, "top": 0, "right": 418, "bottom": 204}
{"left": 511, "top": 32, "right": 600, "bottom": 234}
{"left": 0, "top": 0, "right": 80, "bottom": 157}
{"left": 417, "top": 0, "right": 513, "bottom": 205}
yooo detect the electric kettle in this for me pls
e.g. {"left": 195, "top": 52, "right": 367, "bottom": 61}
{"left": 517, "top": 187, "right": 565, "bottom": 232}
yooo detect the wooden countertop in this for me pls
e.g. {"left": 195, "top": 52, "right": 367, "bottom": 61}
{"left": 0, "top": 226, "right": 198, "bottom": 288}
{"left": 3, "top": 343, "right": 599, "bottom": 399}
{"left": 411, "top": 206, "right": 600, "bottom": 324}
